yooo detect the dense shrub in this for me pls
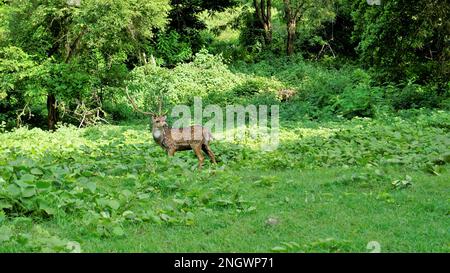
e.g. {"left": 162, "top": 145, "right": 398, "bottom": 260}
{"left": 387, "top": 82, "right": 444, "bottom": 110}
{"left": 352, "top": 0, "right": 450, "bottom": 87}
{"left": 232, "top": 55, "right": 386, "bottom": 119}
{"left": 112, "top": 51, "right": 448, "bottom": 123}
{"left": 126, "top": 50, "right": 282, "bottom": 109}
{"left": 153, "top": 31, "right": 193, "bottom": 67}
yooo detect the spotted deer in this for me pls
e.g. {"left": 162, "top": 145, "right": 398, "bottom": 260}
{"left": 125, "top": 87, "right": 217, "bottom": 170}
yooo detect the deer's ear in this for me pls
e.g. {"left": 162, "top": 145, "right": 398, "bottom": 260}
{"left": 161, "top": 116, "right": 167, "bottom": 121}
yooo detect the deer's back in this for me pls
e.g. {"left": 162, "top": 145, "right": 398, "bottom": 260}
{"left": 170, "top": 125, "right": 212, "bottom": 145}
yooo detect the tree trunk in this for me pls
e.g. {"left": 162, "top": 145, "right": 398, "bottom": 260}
{"left": 286, "top": 19, "right": 296, "bottom": 56}
{"left": 47, "top": 93, "right": 57, "bottom": 130}
{"left": 47, "top": 26, "right": 86, "bottom": 130}
{"left": 263, "top": 21, "right": 272, "bottom": 45}
{"left": 254, "top": 0, "right": 272, "bottom": 45}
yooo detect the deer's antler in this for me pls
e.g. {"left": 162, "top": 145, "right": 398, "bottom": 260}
{"left": 157, "top": 96, "right": 169, "bottom": 116}
{"left": 125, "top": 86, "right": 155, "bottom": 116}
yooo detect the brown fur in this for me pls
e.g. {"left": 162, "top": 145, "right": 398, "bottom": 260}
{"left": 124, "top": 87, "right": 216, "bottom": 170}
{"left": 151, "top": 116, "right": 216, "bottom": 170}
{"left": 278, "top": 89, "right": 296, "bottom": 102}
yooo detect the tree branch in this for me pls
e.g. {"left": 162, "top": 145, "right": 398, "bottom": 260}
{"left": 294, "top": 2, "right": 306, "bottom": 20}
{"left": 65, "top": 26, "right": 88, "bottom": 63}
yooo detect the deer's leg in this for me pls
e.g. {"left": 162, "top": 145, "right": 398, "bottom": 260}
{"left": 202, "top": 144, "right": 217, "bottom": 164}
{"left": 168, "top": 148, "right": 176, "bottom": 156}
{"left": 192, "top": 145, "right": 204, "bottom": 170}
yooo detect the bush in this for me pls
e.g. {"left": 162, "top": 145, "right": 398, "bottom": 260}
{"left": 102, "top": 101, "right": 135, "bottom": 122}
{"left": 332, "top": 83, "right": 383, "bottom": 118}
{"left": 153, "top": 31, "right": 193, "bottom": 67}
{"left": 238, "top": 57, "right": 386, "bottom": 119}
{"left": 125, "top": 51, "right": 446, "bottom": 123}
{"left": 127, "top": 50, "right": 273, "bottom": 108}
{"left": 388, "top": 82, "right": 443, "bottom": 110}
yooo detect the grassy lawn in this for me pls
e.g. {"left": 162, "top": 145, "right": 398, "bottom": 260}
{"left": 52, "top": 168, "right": 450, "bottom": 252}
{"left": 0, "top": 112, "right": 449, "bottom": 252}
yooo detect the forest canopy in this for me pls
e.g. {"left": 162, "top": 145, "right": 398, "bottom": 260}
{"left": 0, "top": 0, "right": 448, "bottom": 130}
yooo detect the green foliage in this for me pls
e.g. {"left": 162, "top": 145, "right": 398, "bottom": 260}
{"left": 153, "top": 31, "right": 193, "bottom": 66}
{"left": 1, "top": 0, "right": 171, "bottom": 128}
{"left": 0, "top": 46, "right": 49, "bottom": 127}
{"left": 387, "top": 82, "right": 445, "bottom": 110}
{"left": 351, "top": 0, "right": 450, "bottom": 87}
{"left": 233, "top": 55, "right": 387, "bottom": 118}
{"left": 166, "top": 0, "right": 238, "bottom": 51}
{"left": 125, "top": 50, "right": 447, "bottom": 122}
{"left": 237, "top": 6, "right": 265, "bottom": 49}
{"left": 0, "top": 3, "right": 8, "bottom": 45}
{"left": 126, "top": 50, "right": 282, "bottom": 110}
{"left": 247, "top": 111, "right": 449, "bottom": 171}
{"left": 1, "top": 0, "right": 449, "bottom": 253}
{"left": 272, "top": 238, "right": 352, "bottom": 253}
{"left": 391, "top": 175, "right": 413, "bottom": 190}
{"left": 287, "top": 0, "right": 336, "bottom": 52}
{"left": 1, "top": 0, "right": 448, "bottom": 130}
{"left": 331, "top": 69, "right": 384, "bottom": 118}
{"left": 0, "top": 223, "right": 81, "bottom": 253}
{"left": 0, "top": 110, "right": 448, "bottom": 251}
{"left": 314, "top": 0, "right": 357, "bottom": 58}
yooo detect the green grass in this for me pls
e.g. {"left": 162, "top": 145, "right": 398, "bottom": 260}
{"left": 0, "top": 112, "right": 449, "bottom": 252}
{"left": 48, "top": 168, "right": 450, "bottom": 252}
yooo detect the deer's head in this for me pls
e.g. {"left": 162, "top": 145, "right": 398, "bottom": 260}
{"left": 125, "top": 86, "right": 168, "bottom": 129}
{"left": 151, "top": 115, "right": 168, "bottom": 129}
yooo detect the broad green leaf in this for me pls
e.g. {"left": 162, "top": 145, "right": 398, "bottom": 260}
{"left": 0, "top": 200, "right": 12, "bottom": 210}
{"left": 30, "top": 168, "right": 43, "bottom": 175}
{"left": 122, "top": 210, "right": 135, "bottom": 219}
{"left": 36, "top": 180, "right": 51, "bottom": 189}
{"left": 159, "top": 213, "right": 171, "bottom": 222}
{"left": 39, "top": 200, "right": 56, "bottom": 215}
{"left": 22, "top": 187, "right": 36, "bottom": 198}
{"left": 14, "top": 179, "right": 30, "bottom": 188}
{"left": 0, "top": 210, "right": 5, "bottom": 224}
{"left": 6, "top": 184, "right": 21, "bottom": 196}
{"left": 271, "top": 246, "right": 287, "bottom": 252}
{"left": 97, "top": 198, "right": 120, "bottom": 210}
{"left": 108, "top": 200, "right": 120, "bottom": 210}
{"left": 85, "top": 182, "right": 96, "bottom": 193}
{"left": 19, "top": 174, "right": 35, "bottom": 183}
{"left": 0, "top": 226, "right": 12, "bottom": 243}
{"left": 138, "top": 193, "right": 150, "bottom": 200}
{"left": 112, "top": 226, "right": 124, "bottom": 237}
{"left": 121, "top": 189, "right": 132, "bottom": 197}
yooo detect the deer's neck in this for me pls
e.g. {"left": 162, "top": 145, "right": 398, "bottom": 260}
{"left": 152, "top": 125, "right": 171, "bottom": 149}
